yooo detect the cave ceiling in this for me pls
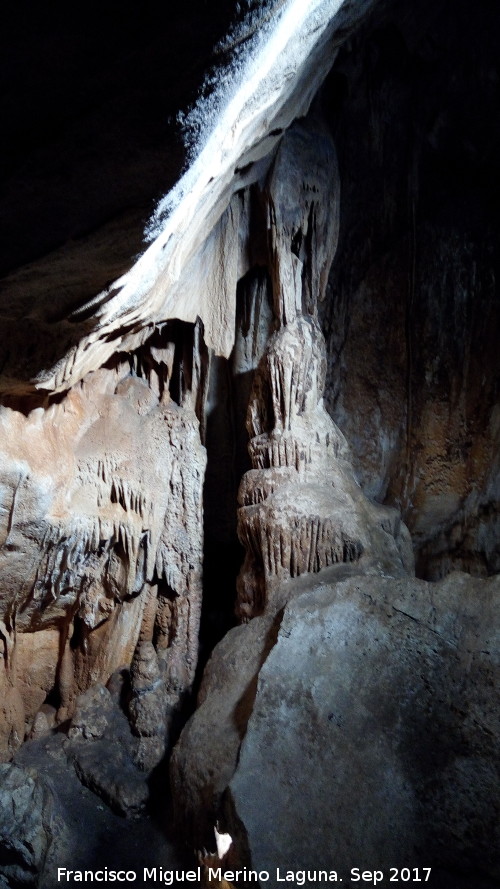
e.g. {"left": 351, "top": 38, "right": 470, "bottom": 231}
{"left": 0, "top": 0, "right": 376, "bottom": 396}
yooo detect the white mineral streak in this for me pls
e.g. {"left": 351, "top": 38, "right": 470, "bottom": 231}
{"left": 37, "top": 0, "right": 375, "bottom": 393}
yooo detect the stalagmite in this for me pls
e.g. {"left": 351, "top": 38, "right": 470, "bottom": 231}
{"left": 236, "top": 119, "right": 413, "bottom": 619}
{"left": 0, "top": 0, "right": 499, "bottom": 884}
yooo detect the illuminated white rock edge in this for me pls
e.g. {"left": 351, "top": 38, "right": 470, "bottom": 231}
{"left": 37, "top": 0, "right": 376, "bottom": 393}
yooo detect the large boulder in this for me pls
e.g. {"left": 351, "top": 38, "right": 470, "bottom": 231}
{"left": 172, "top": 571, "right": 500, "bottom": 887}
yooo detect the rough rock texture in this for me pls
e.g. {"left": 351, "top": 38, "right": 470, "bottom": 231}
{"left": 236, "top": 117, "right": 413, "bottom": 620}
{"left": 171, "top": 110, "right": 419, "bottom": 859}
{"left": 0, "top": 763, "right": 56, "bottom": 887}
{"left": 320, "top": 0, "right": 500, "bottom": 579}
{"left": 169, "top": 10, "right": 500, "bottom": 872}
{"left": 0, "top": 0, "right": 498, "bottom": 885}
{"left": 0, "top": 335, "right": 206, "bottom": 760}
{"left": 128, "top": 642, "right": 168, "bottom": 773}
{"left": 5, "top": 732, "right": 186, "bottom": 889}
{"left": 65, "top": 683, "right": 150, "bottom": 816}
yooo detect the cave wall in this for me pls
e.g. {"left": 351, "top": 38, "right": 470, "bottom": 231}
{"left": 0, "top": 0, "right": 497, "bottom": 757}
{"left": 0, "top": 0, "right": 499, "bottom": 884}
{"left": 0, "top": 326, "right": 207, "bottom": 761}
{"left": 319, "top": 0, "right": 500, "bottom": 578}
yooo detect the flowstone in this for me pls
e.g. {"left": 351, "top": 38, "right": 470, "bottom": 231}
{"left": 236, "top": 120, "right": 413, "bottom": 620}
{"left": 171, "top": 115, "right": 415, "bottom": 856}
{"left": 0, "top": 328, "right": 206, "bottom": 761}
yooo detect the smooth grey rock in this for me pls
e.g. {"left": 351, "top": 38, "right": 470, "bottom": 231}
{"left": 171, "top": 611, "right": 280, "bottom": 849}
{"left": 228, "top": 572, "right": 500, "bottom": 887}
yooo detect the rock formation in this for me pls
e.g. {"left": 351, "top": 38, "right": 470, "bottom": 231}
{"left": 170, "top": 110, "right": 417, "bottom": 862}
{"left": 230, "top": 571, "right": 500, "bottom": 886}
{"left": 0, "top": 0, "right": 499, "bottom": 886}
{"left": 0, "top": 331, "right": 206, "bottom": 759}
{"left": 0, "top": 763, "right": 56, "bottom": 887}
{"left": 319, "top": 0, "right": 500, "bottom": 580}
{"left": 235, "top": 118, "right": 413, "bottom": 621}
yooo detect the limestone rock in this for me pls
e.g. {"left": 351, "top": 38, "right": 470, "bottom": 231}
{"left": 236, "top": 118, "right": 414, "bottom": 620}
{"left": 0, "top": 763, "right": 54, "bottom": 886}
{"left": 69, "top": 741, "right": 149, "bottom": 818}
{"left": 8, "top": 731, "right": 185, "bottom": 887}
{"left": 0, "top": 687, "right": 25, "bottom": 762}
{"left": 0, "top": 1, "right": 498, "bottom": 882}
{"left": 173, "top": 571, "right": 500, "bottom": 886}
{"left": 0, "top": 346, "right": 206, "bottom": 759}
{"left": 68, "top": 684, "right": 116, "bottom": 742}
{"left": 170, "top": 612, "right": 279, "bottom": 849}
{"left": 0, "top": 1, "right": 378, "bottom": 397}
{"left": 320, "top": 0, "right": 500, "bottom": 579}
{"left": 66, "top": 683, "right": 149, "bottom": 817}
{"left": 228, "top": 573, "right": 500, "bottom": 886}
{"left": 128, "top": 642, "right": 168, "bottom": 772}
{"left": 29, "top": 705, "right": 57, "bottom": 742}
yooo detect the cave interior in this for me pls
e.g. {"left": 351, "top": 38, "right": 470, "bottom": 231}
{"left": 0, "top": 1, "right": 499, "bottom": 887}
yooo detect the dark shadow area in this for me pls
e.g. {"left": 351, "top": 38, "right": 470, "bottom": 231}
{"left": 0, "top": 0, "right": 241, "bottom": 277}
{"left": 319, "top": 0, "right": 500, "bottom": 579}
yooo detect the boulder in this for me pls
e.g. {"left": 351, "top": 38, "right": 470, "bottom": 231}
{"left": 172, "top": 571, "right": 500, "bottom": 887}
{"left": 0, "top": 763, "right": 54, "bottom": 886}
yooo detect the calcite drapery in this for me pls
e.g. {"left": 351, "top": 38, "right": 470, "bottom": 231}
{"left": 0, "top": 332, "right": 206, "bottom": 761}
{"left": 236, "top": 118, "right": 413, "bottom": 619}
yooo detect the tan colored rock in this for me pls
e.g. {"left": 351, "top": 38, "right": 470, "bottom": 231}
{"left": 236, "top": 120, "right": 413, "bottom": 620}
{"left": 14, "top": 630, "right": 59, "bottom": 726}
{"left": 29, "top": 705, "right": 57, "bottom": 742}
{"left": 0, "top": 682, "right": 25, "bottom": 761}
{"left": 0, "top": 340, "right": 206, "bottom": 759}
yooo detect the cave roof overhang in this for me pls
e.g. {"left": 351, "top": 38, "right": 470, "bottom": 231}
{"left": 0, "top": 0, "right": 376, "bottom": 396}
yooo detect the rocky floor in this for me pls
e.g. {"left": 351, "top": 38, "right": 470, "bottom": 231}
{"left": 3, "top": 733, "right": 193, "bottom": 889}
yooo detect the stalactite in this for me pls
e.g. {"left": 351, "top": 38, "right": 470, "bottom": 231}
{"left": 0, "top": 324, "right": 207, "bottom": 758}
{"left": 236, "top": 117, "right": 413, "bottom": 621}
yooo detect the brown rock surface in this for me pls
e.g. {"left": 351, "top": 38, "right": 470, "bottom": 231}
{"left": 0, "top": 0, "right": 498, "bottom": 885}
{"left": 0, "top": 347, "right": 206, "bottom": 759}
{"left": 320, "top": 0, "right": 500, "bottom": 578}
